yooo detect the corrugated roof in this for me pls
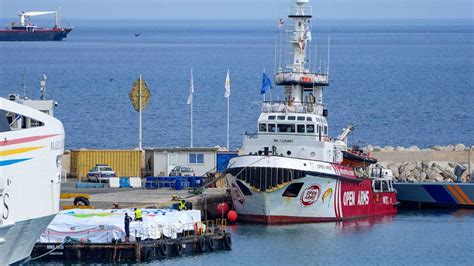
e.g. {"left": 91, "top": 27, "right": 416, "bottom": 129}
{"left": 144, "top": 147, "right": 220, "bottom": 152}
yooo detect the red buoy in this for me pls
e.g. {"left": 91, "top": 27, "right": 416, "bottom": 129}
{"left": 227, "top": 210, "right": 238, "bottom": 222}
{"left": 216, "top": 202, "right": 230, "bottom": 216}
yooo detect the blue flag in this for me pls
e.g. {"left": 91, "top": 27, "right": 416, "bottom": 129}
{"left": 261, "top": 72, "right": 272, "bottom": 94}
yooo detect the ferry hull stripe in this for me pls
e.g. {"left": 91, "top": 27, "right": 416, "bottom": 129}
{"left": 0, "top": 158, "right": 32, "bottom": 167}
{"left": 0, "top": 134, "right": 59, "bottom": 147}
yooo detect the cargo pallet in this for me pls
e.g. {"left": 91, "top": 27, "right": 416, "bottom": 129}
{"left": 31, "top": 231, "right": 232, "bottom": 262}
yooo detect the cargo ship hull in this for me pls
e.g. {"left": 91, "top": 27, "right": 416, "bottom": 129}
{"left": 0, "top": 28, "right": 72, "bottom": 41}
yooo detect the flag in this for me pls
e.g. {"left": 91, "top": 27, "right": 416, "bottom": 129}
{"left": 304, "top": 25, "right": 312, "bottom": 43}
{"left": 277, "top": 18, "right": 284, "bottom": 29}
{"left": 187, "top": 69, "right": 194, "bottom": 104}
{"left": 261, "top": 72, "right": 272, "bottom": 94}
{"left": 224, "top": 69, "right": 231, "bottom": 98}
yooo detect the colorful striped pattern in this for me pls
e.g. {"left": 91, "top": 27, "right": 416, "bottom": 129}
{"left": 0, "top": 134, "right": 58, "bottom": 167}
{"left": 394, "top": 183, "right": 474, "bottom": 207}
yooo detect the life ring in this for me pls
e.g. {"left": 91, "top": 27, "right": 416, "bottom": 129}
{"left": 175, "top": 240, "right": 183, "bottom": 256}
{"left": 159, "top": 242, "right": 167, "bottom": 256}
{"left": 197, "top": 236, "right": 206, "bottom": 252}
{"left": 223, "top": 233, "right": 232, "bottom": 250}
{"left": 206, "top": 236, "right": 215, "bottom": 251}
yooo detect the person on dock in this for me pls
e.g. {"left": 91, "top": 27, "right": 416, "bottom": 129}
{"left": 134, "top": 208, "right": 143, "bottom": 221}
{"left": 178, "top": 199, "right": 187, "bottom": 211}
{"left": 124, "top": 213, "right": 132, "bottom": 242}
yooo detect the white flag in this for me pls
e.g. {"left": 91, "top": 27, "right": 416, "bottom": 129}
{"left": 187, "top": 69, "right": 194, "bottom": 104}
{"left": 224, "top": 69, "right": 231, "bottom": 98}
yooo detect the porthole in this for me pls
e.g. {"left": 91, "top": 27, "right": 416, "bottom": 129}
{"left": 287, "top": 151, "right": 292, "bottom": 156}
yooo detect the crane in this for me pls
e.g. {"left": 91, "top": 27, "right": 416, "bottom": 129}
{"left": 19, "top": 11, "right": 60, "bottom": 28}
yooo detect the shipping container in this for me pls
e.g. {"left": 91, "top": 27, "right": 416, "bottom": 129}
{"left": 216, "top": 151, "right": 239, "bottom": 172}
{"left": 70, "top": 150, "right": 142, "bottom": 180}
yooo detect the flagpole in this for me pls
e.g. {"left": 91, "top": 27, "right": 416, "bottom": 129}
{"left": 139, "top": 74, "right": 142, "bottom": 151}
{"left": 190, "top": 68, "right": 193, "bottom": 148}
{"left": 227, "top": 95, "right": 230, "bottom": 150}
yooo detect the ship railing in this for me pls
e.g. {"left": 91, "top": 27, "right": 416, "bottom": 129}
{"left": 261, "top": 100, "right": 324, "bottom": 114}
{"left": 288, "top": 4, "right": 312, "bottom": 17}
{"left": 244, "top": 131, "right": 259, "bottom": 140}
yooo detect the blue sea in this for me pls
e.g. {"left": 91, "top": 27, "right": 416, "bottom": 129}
{"left": 0, "top": 19, "right": 473, "bottom": 150}
{"left": 2, "top": 19, "right": 474, "bottom": 265}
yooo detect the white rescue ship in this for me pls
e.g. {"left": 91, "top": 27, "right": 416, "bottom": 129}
{"left": 224, "top": 0, "right": 398, "bottom": 224}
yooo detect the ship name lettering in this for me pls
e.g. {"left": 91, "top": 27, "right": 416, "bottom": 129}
{"left": 0, "top": 192, "right": 10, "bottom": 219}
{"left": 273, "top": 139, "right": 293, "bottom": 143}
{"left": 357, "top": 191, "right": 369, "bottom": 205}
{"left": 51, "top": 140, "right": 64, "bottom": 151}
{"left": 343, "top": 191, "right": 355, "bottom": 206}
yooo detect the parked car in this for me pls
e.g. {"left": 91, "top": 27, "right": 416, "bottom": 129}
{"left": 169, "top": 166, "right": 195, "bottom": 177}
{"left": 87, "top": 164, "right": 116, "bottom": 182}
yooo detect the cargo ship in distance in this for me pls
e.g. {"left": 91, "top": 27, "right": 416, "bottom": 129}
{"left": 0, "top": 10, "right": 72, "bottom": 41}
{"left": 224, "top": 0, "right": 398, "bottom": 224}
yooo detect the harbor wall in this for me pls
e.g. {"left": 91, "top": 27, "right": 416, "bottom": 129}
{"left": 368, "top": 145, "right": 473, "bottom": 183}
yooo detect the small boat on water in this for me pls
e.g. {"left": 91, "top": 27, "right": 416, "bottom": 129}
{"left": 0, "top": 10, "right": 72, "bottom": 41}
{"left": 0, "top": 79, "right": 65, "bottom": 264}
{"left": 224, "top": 0, "right": 398, "bottom": 224}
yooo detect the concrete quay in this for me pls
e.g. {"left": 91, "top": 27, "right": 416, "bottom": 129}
{"left": 61, "top": 179, "right": 230, "bottom": 218}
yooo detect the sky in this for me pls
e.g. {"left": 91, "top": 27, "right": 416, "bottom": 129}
{"left": 0, "top": 0, "right": 472, "bottom": 19}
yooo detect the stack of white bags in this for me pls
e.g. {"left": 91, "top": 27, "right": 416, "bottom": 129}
{"left": 39, "top": 208, "right": 201, "bottom": 243}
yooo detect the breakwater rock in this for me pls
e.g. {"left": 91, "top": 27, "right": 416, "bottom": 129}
{"left": 364, "top": 144, "right": 473, "bottom": 183}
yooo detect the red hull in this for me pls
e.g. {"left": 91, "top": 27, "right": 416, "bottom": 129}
{"left": 238, "top": 211, "right": 397, "bottom": 225}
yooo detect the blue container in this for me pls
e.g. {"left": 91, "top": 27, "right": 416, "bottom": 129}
{"left": 189, "top": 176, "right": 196, "bottom": 188}
{"left": 119, "top": 177, "right": 131, "bottom": 188}
{"left": 216, "top": 152, "right": 239, "bottom": 172}
{"left": 196, "top": 176, "right": 203, "bottom": 187}
{"left": 175, "top": 177, "right": 183, "bottom": 190}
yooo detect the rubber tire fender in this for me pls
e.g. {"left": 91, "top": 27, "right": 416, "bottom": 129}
{"left": 206, "top": 236, "right": 215, "bottom": 251}
{"left": 197, "top": 236, "right": 206, "bottom": 252}
{"left": 74, "top": 196, "right": 90, "bottom": 206}
{"left": 159, "top": 242, "right": 168, "bottom": 256}
{"left": 175, "top": 240, "right": 183, "bottom": 256}
{"left": 223, "top": 233, "right": 232, "bottom": 250}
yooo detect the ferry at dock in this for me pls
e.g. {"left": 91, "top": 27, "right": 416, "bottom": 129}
{"left": 0, "top": 88, "right": 64, "bottom": 263}
{"left": 224, "top": 0, "right": 398, "bottom": 224}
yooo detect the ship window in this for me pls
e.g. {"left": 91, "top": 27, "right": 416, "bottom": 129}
{"left": 297, "top": 124, "right": 305, "bottom": 133}
{"left": 268, "top": 116, "right": 276, "bottom": 120}
{"left": 0, "top": 110, "right": 11, "bottom": 132}
{"left": 277, "top": 124, "right": 295, "bottom": 133}
{"left": 288, "top": 116, "right": 296, "bottom": 120}
{"left": 236, "top": 180, "right": 252, "bottom": 196}
{"left": 306, "top": 117, "right": 313, "bottom": 121}
{"left": 297, "top": 116, "right": 305, "bottom": 121}
{"left": 259, "top": 123, "right": 267, "bottom": 132}
{"left": 268, "top": 124, "right": 276, "bottom": 132}
{"left": 277, "top": 116, "right": 286, "bottom": 120}
{"left": 282, "top": 182, "right": 304, "bottom": 197}
{"left": 324, "top": 126, "right": 328, "bottom": 135}
{"left": 307, "top": 124, "right": 315, "bottom": 133}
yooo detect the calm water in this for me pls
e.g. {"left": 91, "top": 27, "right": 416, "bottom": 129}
{"left": 2, "top": 19, "right": 472, "bottom": 265}
{"left": 0, "top": 19, "right": 473, "bottom": 149}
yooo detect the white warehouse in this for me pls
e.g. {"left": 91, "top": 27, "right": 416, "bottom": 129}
{"left": 144, "top": 147, "right": 219, "bottom": 177}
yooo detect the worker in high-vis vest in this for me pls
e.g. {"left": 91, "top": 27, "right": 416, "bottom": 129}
{"left": 178, "top": 200, "right": 186, "bottom": 211}
{"left": 134, "top": 208, "right": 143, "bottom": 221}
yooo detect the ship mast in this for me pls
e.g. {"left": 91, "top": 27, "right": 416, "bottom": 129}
{"left": 275, "top": 0, "right": 329, "bottom": 116}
